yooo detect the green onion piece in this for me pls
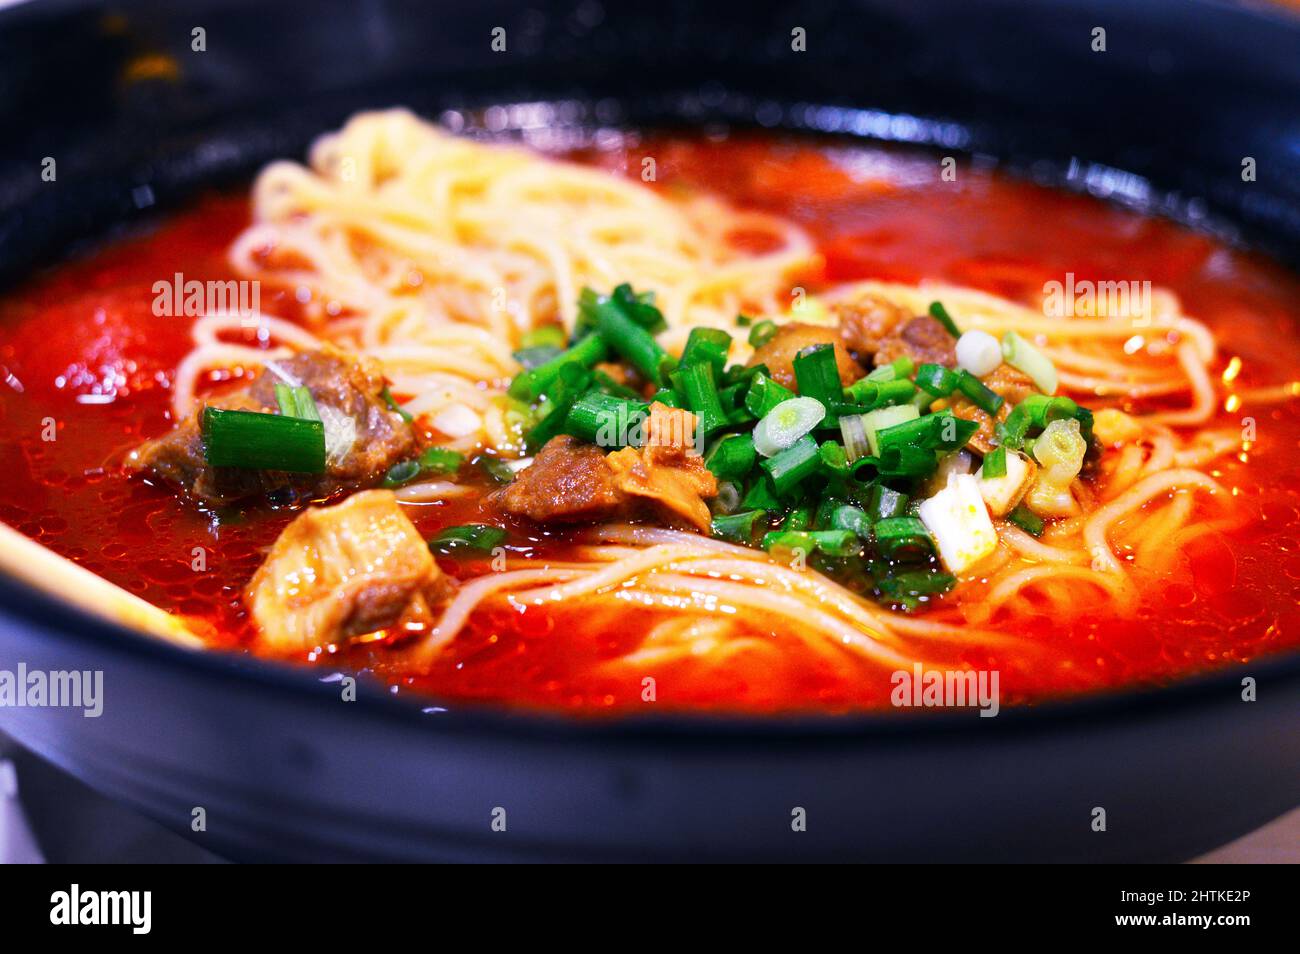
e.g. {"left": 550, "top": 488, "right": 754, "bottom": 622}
{"left": 706, "top": 433, "right": 757, "bottom": 482}
{"left": 562, "top": 392, "right": 649, "bottom": 448}
{"left": 744, "top": 371, "right": 797, "bottom": 419}
{"left": 753, "top": 396, "right": 826, "bottom": 458}
{"left": 748, "top": 320, "right": 778, "bottom": 349}
{"left": 509, "top": 333, "right": 607, "bottom": 401}
{"left": 914, "top": 363, "right": 959, "bottom": 397}
{"left": 862, "top": 404, "right": 920, "bottom": 456}
{"left": 419, "top": 447, "right": 464, "bottom": 476}
{"left": 762, "top": 529, "right": 859, "bottom": 558}
{"left": 380, "top": 385, "right": 413, "bottom": 423}
{"left": 840, "top": 413, "right": 870, "bottom": 462}
{"left": 524, "top": 363, "right": 591, "bottom": 452}
{"left": 429, "top": 523, "right": 507, "bottom": 555}
{"left": 878, "top": 444, "right": 938, "bottom": 478}
{"left": 520, "top": 325, "right": 567, "bottom": 350}
{"left": 592, "top": 369, "right": 641, "bottom": 401}
{"left": 711, "top": 509, "right": 766, "bottom": 544}
{"left": 670, "top": 362, "right": 727, "bottom": 441}
{"left": 651, "top": 387, "right": 683, "bottom": 409}
{"left": 590, "top": 297, "right": 667, "bottom": 386}
{"left": 831, "top": 504, "right": 872, "bottom": 538}
{"left": 877, "top": 569, "right": 956, "bottom": 608}
{"left": 783, "top": 507, "right": 812, "bottom": 531}
{"left": 842, "top": 377, "right": 917, "bottom": 410}
{"left": 512, "top": 345, "right": 564, "bottom": 370}
{"left": 742, "top": 475, "right": 781, "bottom": 510}
{"left": 792, "top": 344, "right": 844, "bottom": 411}
{"left": 867, "top": 483, "right": 909, "bottom": 521}
{"left": 873, "top": 515, "right": 935, "bottom": 561}
{"left": 735, "top": 314, "right": 754, "bottom": 328}
{"left": 477, "top": 455, "right": 516, "bottom": 485}
{"left": 1001, "top": 331, "right": 1058, "bottom": 395}
{"left": 865, "top": 356, "right": 915, "bottom": 383}
{"left": 955, "top": 369, "right": 1005, "bottom": 416}
{"left": 382, "top": 459, "right": 421, "bottom": 488}
{"left": 818, "top": 440, "right": 849, "bottom": 477}
{"left": 813, "top": 495, "right": 843, "bottom": 529}
{"left": 875, "top": 409, "right": 977, "bottom": 455}
{"left": 760, "top": 434, "right": 821, "bottom": 495}
{"left": 982, "top": 445, "right": 1008, "bottom": 479}
{"left": 1007, "top": 504, "right": 1045, "bottom": 537}
{"left": 201, "top": 407, "right": 326, "bottom": 474}
{"left": 274, "top": 384, "right": 321, "bottom": 421}
{"left": 929, "top": 301, "right": 961, "bottom": 338}
{"left": 679, "top": 327, "right": 733, "bottom": 374}
{"left": 610, "top": 283, "right": 668, "bottom": 333}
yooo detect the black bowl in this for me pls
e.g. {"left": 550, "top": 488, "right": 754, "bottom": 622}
{"left": 0, "top": 0, "right": 1297, "bottom": 861}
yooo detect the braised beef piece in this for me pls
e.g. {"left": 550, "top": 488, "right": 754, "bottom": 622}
{"left": 746, "top": 322, "right": 862, "bottom": 390}
{"left": 489, "top": 435, "right": 629, "bottom": 523}
{"left": 835, "top": 294, "right": 912, "bottom": 358}
{"left": 490, "top": 405, "right": 718, "bottom": 531}
{"left": 872, "top": 315, "right": 957, "bottom": 369}
{"left": 128, "top": 346, "right": 414, "bottom": 506}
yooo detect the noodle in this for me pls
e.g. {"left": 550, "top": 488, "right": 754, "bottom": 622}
{"left": 174, "top": 110, "right": 1255, "bottom": 679}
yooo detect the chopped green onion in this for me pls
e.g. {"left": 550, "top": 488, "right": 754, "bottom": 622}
{"left": 876, "top": 409, "right": 978, "bottom": 454}
{"left": 380, "top": 385, "right": 413, "bottom": 423}
{"left": 831, "top": 504, "right": 872, "bottom": 538}
{"left": 840, "top": 412, "right": 870, "bottom": 462}
{"left": 520, "top": 325, "right": 567, "bottom": 350}
{"left": 477, "top": 455, "right": 516, "bottom": 485}
{"left": 590, "top": 297, "right": 668, "bottom": 386}
{"left": 792, "top": 344, "right": 844, "bottom": 411}
{"left": 670, "top": 362, "right": 727, "bottom": 441}
{"left": 382, "top": 459, "right": 420, "bottom": 488}
{"left": 562, "top": 392, "right": 649, "bottom": 447}
{"left": 512, "top": 344, "right": 564, "bottom": 369}
{"left": 524, "top": 363, "right": 591, "bottom": 452}
{"left": 843, "top": 377, "right": 916, "bottom": 409}
{"left": 274, "top": 384, "right": 321, "bottom": 421}
{"left": 753, "top": 397, "right": 826, "bottom": 457}
{"left": 914, "top": 363, "right": 959, "bottom": 397}
{"left": 760, "top": 434, "right": 821, "bottom": 495}
{"left": 982, "top": 446, "right": 1008, "bottom": 479}
{"left": 711, "top": 509, "right": 766, "bottom": 544}
{"left": 747, "top": 320, "right": 778, "bottom": 349}
{"left": 1007, "top": 504, "right": 1045, "bottom": 537}
{"left": 201, "top": 407, "right": 326, "bottom": 474}
{"left": 1001, "top": 331, "right": 1058, "bottom": 395}
{"left": 679, "top": 327, "right": 733, "bottom": 375}
{"left": 762, "top": 529, "right": 859, "bottom": 558}
{"left": 865, "top": 356, "right": 915, "bottom": 383}
{"left": 742, "top": 475, "right": 781, "bottom": 510}
{"left": 419, "top": 447, "right": 464, "bottom": 476}
{"left": 509, "top": 333, "right": 607, "bottom": 401}
{"left": 818, "top": 440, "right": 849, "bottom": 477}
{"left": 867, "top": 483, "right": 909, "bottom": 521}
{"left": 955, "top": 369, "right": 1005, "bottom": 416}
{"left": 429, "top": 523, "right": 507, "bottom": 555}
{"left": 744, "top": 371, "right": 797, "bottom": 419}
{"left": 782, "top": 507, "right": 812, "bottom": 531}
{"left": 873, "top": 515, "right": 935, "bottom": 561}
{"left": 651, "top": 387, "right": 683, "bottom": 408}
{"left": 929, "top": 301, "right": 961, "bottom": 338}
{"left": 706, "top": 433, "right": 757, "bottom": 482}
{"left": 877, "top": 569, "right": 956, "bottom": 608}
{"left": 878, "top": 444, "right": 938, "bottom": 478}
{"left": 862, "top": 404, "right": 920, "bottom": 456}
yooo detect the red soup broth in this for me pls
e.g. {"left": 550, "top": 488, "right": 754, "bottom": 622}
{"left": 0, "top": 133, "right": 1297, "bottom": 715}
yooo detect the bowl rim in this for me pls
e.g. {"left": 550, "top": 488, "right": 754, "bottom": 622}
{"left": 2, "top": 565, "right": 1295, "bottom": 746}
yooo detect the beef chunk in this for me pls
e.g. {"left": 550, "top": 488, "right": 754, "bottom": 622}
{"left": 490, "top": 405, "right": 718, "bottom": 531}
{"left": 128, "top": 345, "right": 414, "bottom": 506}
{"left": 489, "top": 435, "right": 629, "bottom": 523}
{"left": 873, "top": 315, "right": 957, "bottom": 369}
{"left": 835, "top": 294, "right": 912, "bottom": 358}
{"left": 246, "top": 489, "right": 448, "bottom": 652}
{"left": 746, "top": 322, "right": 863, "bottom": 390}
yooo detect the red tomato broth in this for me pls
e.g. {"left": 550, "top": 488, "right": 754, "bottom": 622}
{"left": 0, "top": 133, "right": 1297, "bottom": 715}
